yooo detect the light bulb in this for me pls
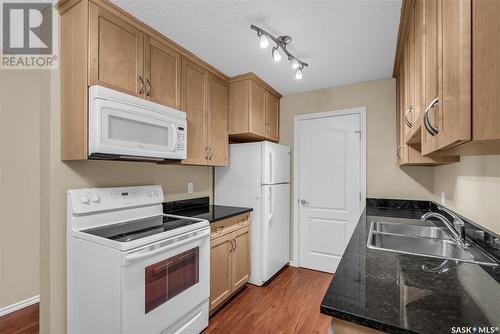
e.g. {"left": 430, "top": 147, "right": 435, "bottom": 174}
{"left": 259, "top": 34, "right": 269, "bottom": 48}
{"left": 272, "top": 46, "right": 282, "bottom": 62}
{"left": 291, "top": 58, "right": 300, "bottom": 69}
{"left": 295, "top": 67, "right": 303, "bottom": 80}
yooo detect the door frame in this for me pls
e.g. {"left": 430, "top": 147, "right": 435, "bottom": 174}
{"left": 290, "top": 107, "right": 366, "bottom": 268}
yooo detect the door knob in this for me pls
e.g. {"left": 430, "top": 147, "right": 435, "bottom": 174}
{"left": 300, "top": 199, "right": 309, "bottom": 205}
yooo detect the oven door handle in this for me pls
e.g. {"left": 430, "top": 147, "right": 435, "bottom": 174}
{"left": 124, "top": 229, "right": 209, "bottom": 264}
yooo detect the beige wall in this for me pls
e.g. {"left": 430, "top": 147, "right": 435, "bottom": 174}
{"left": 40, "top": 69, "right": 213, "bottom": 332}
{"left": 279, "top": 77, "right": 434, "bottom": 200}
{"left": 432, "top": 156, "right": 500, "bottom": 235}
{"left": 1, "top": 70, "right": 213, "bottom": 332}
{"left": 280, "top": 77, "right": 500, "bottom": 239}
{"left": 0, "top": 70, "right": 44, "bottom": 308}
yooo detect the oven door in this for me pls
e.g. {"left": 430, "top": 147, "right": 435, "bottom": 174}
{"left": 89, "top": 93, "right": 186, "bottom": 160}
{"left": 121, "top": 227, "right": 209, "bottom": 333}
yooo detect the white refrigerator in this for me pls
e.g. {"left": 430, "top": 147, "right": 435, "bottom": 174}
{"left": 215, "top": 141, "right": 290, "bottom": 286}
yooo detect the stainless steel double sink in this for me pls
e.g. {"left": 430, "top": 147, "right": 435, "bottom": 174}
{"left": 367, "top": 221, "right": 498, "bottom": 267}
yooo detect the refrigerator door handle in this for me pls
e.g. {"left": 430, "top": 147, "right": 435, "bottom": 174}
{"left": 268, "top": 186, "right": 275, "bottom": 222}
{"left": 269, "top": 147, "right": 275, "bottom": 184}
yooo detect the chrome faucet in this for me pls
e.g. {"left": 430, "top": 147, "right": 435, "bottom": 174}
{"left": 421, "top": 206, "right": 469, "bottom": 248}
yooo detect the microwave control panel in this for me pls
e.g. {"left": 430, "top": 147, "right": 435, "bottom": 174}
{"left": 176, "top": 126, "right": 186, "bottom": 153}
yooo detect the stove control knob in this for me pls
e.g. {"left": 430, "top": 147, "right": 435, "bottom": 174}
{"left": 91, "top": 195, "right": 100, "bottom": 203}
{"left": 154, "top": 190, "right": 160, "bottom": 197}
{"left": 147, "top": 191, "right": 154, "bottom": 198}
{"left": 80, "top": 196, "right": 89, "bottom": 204}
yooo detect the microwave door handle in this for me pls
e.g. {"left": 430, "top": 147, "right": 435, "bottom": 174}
{"left": 170, "top": 124, "right": 178, "bottom": 151}
{"left": 124, "top": 229, "right": 209, "bottom": 264}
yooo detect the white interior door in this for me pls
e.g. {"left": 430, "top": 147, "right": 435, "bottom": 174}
{"left": 297, "top": 111, "right": 361, "bottom": 273}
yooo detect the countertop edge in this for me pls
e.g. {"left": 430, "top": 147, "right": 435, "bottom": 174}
{"left": 208, "top": 207, "right": 253, "bottom": 224}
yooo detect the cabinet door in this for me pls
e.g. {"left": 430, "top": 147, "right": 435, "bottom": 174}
{"left": 207, "top": 74, "right": 229, "bottom": 166}
{"left": 396, "top": 74, "right": 404, "bottom": 165}
{"left": 413, "top": 0, "right": 424, "bottom": 134}
{"left": 422, "top": 0, "right": 471, "bottom": 154}
{"left": 265, "top": 91, "right": 279, "bottom": 141}
{"left": 210, "top": 233, "right": 232, "bottom": 312}
{"left": 406, "top": 6, "right": 416, "bottom": 136}
{"left": 181, "top": 58, "right": 208, "bottom": 165}
{"left": 438, "top": 0, "right": 471, "bottom": 149}
{"left": 89, "top": 3, "right": 144, "bottom": 97}
{"left": 403, "top": 32, "right": 413, "bottom": 145}
{"left": 421, "top": 0, "right": 440, "bottom": 155}
{"left": 473, "top": 0, "right": 500, "bottom": 141}
{"left": 249, "top": 81, "right": 266, "bottom": 137}
{"left": 231, "top": 226, "right": 250, "bottom": 292}
{"left": 144, "top": 36, "right": 181, "bottom": 109}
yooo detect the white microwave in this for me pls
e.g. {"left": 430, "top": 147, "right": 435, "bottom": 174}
{"left": 88, "top": 85, "right": 187, "bottom": 161}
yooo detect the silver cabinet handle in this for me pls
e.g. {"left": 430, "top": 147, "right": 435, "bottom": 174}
{"left": 397, "top": 145, "right": 401, "bottom": 159}
{"left": 204, "top": 147, "right": 208, "bottom": 160}
{"left": 209, "top": 147, "right": 213, "bottom": 160}
{"left": 404, "top": 105, "right": 413, "bottom": 128}
{"left": 146, "top": 78, "right": 151, "bottom": 97}
{"left": 138, "top": 75, "right": 144, "bottom": 95}
{"left": 424, "top": 97, "right": 439, "bottom": 135}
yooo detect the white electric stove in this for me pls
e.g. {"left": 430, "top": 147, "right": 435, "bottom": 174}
{"left": 67, "top": 185, "right": 210, "bottom": 334}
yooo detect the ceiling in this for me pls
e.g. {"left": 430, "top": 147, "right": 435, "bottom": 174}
{"left": 112, "top": 0, "right": 402, "bottom": 96}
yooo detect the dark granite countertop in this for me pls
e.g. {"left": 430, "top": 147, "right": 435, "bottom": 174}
{"left": 163, "top": 197, "right": 252, "bottom": 223}
{"left": 320, "top": 199, "right": 500, "bottom": 334}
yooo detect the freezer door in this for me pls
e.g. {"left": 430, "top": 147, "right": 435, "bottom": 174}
{"left": 262, "top": 142, "right": 291, "bottom": 185}
{"left": 261, "top": 184, "right": 290, "bottom": 282}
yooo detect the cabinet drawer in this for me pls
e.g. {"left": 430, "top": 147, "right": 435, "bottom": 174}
{"left": 210, "top": 213, "right": 250, "bottom": 239}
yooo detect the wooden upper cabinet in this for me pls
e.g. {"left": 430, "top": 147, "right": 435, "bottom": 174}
{"left": 466, "top": 0, "right": 500, "bottom": 154}
{"left": 181, "top": 58, "right": 229, "bottom": 166}
{"left": 231, "top": 225, "right": 250, "bottom": 292}
{"left": 89, "top": 3, "right": 144, "bottom": 97}
{"left": 421, "top": 0, "right": 471, "bottom": 155}
{"left": 265, "top": 91, "right": 279, "bottom": 141}
{"left": 144, "top": 36, "right": 181, "bottom": 109}
{"left": 207, "top": 74, "right": 229, "bottom": 166}
{"left": 249, "top": 81, "right": 267, "bottom": 137}
{"left": 181, "top": 57, "right": 209, "bottom": 165}
{"left": 229, "top": 74, "right": 281, "bottom": 142}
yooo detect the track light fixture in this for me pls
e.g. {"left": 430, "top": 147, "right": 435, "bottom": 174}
{"left": 251, "top": 24, "right": 308, "bottom": 80}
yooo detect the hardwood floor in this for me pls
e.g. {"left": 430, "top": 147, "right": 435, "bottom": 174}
{"left": 0, "top": 304, "right": 39, "bottom": 334}
{"left": 0, "top": 268, "right": 332, "bottom": 334}
{"left": 205, "top": 266, "right": 333, "bottom": 334}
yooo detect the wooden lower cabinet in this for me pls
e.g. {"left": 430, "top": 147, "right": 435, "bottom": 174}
{"left": 231, "top": 225, "right": 250, "bottom": 291}
{"left": 209, "top": 213, "right": 251, "bottom": 313}
{"left": 209, "top": 233, "right": 233, "bottom": 312}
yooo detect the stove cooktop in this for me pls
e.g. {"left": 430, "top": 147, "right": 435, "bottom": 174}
{"left": 81, "top": 215, "right": 201, "bottom": 243}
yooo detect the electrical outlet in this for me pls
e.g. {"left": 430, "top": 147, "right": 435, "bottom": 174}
{"left": 188, "top": 182, "right": 193, "bottom": 194}
{"left": 440, "top": 192, "right": 446, "bottom": 206}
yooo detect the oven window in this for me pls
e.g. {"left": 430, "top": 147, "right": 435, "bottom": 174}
{"left": 108, "top": 114, "right": 169, "bottom": 147}
{"left": 145, "top": 248, "right": 199, "bottom": 314}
